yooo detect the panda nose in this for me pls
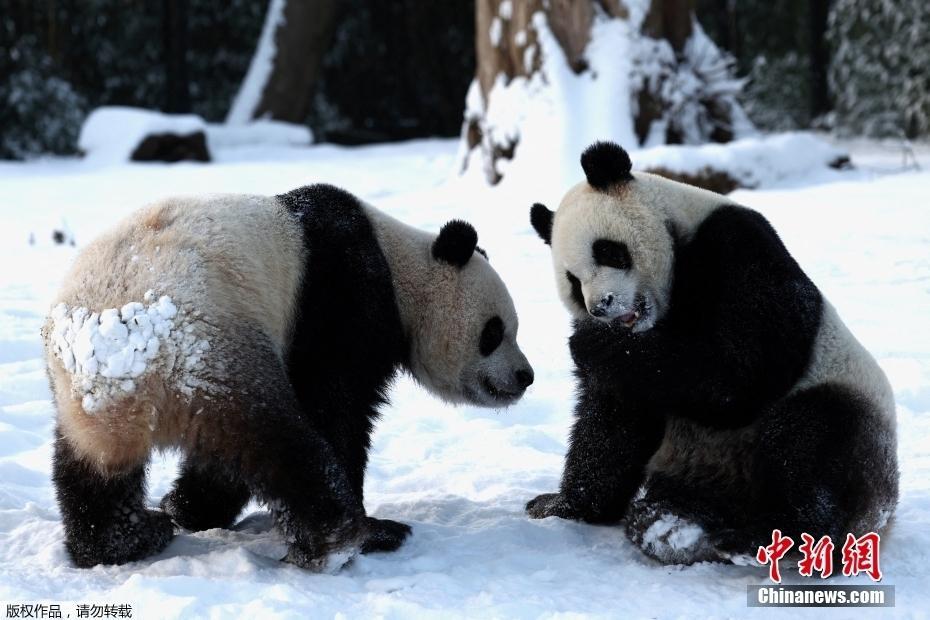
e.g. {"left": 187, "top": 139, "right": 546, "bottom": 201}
{"left": 515, "top": 368, "right": 535, "bottom": 389}
{"left": 589, "top": 294, "right": 614, "bottom": 317}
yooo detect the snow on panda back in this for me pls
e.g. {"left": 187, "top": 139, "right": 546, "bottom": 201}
{"left": 48, "top": 290, "right": 213, "bottom": 413}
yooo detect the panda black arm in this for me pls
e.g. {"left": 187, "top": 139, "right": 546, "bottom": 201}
{"left": 640, "top": 205, "right": 823, "bottom": 427}
{"left": 526, "top": 371, "right": 666, "bottom": 523}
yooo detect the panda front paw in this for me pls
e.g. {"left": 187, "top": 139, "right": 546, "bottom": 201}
{"left": 360, "top": 517, "right": 412, "bottom": 554}
{"left": 281, "top": 516, "right": 365, "bottom": 573}
{"left": 525, "top": 492, "right": 579, "bottom": 520}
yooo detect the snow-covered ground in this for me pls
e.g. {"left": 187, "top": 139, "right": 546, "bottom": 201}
{"left": 0, "top": 138, "right": 928, "bottom": 618}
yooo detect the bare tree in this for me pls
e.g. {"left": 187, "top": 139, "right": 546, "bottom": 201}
{"left": 462, "top": 0, "right": 748, "bottom": 184}
{"left": 227, "top": 0, "right": 339, "bottom": 124}
{"left": 162, "top": 0, "right": 191, "bottom": 114}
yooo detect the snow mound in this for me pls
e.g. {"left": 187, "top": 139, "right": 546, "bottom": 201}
{"left": 48, "top": 291, "right": 210, "bottom": 412}
{"left": 78, "top": 107, "right": 207, "bottom": 164}
{"left": 205, "top": 120, "right": 312, "bottom": 150}
{"left": 634, "top": 132, "right": 849, "bottom": 189}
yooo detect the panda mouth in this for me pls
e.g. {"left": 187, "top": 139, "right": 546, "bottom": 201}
{"left": 615, "top": 296, "right": 648, "bottom": 328}
{"left": 617, "top": 310, "right": 640, "bottom": 327}
{"left": 482, "top": 378, "right": 521, "bottom": 403}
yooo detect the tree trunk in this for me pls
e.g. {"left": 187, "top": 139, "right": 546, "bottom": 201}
{"left": 162, "top": 0, "right": 191, "bottom": 114}
{"left": 808, "top": 0, "right": 831, "bottom": 119}
{"left": 461, "top": 0, "right": 749, "bottom": 185}
{"left": 227, "top": 0, "right": 339, "bottom": 124}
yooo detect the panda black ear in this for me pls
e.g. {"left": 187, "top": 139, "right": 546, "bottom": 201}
{"left": 530, "top": 203, "right": 553, "bottom": 245}
{"left": 580, "top": 141, "right": 633, "bottom": 190}
{"left": 433, "top": 219, "right": 478, "bottom": 267}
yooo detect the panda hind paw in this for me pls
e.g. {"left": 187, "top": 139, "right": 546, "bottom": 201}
{"left": 67, "top": 508, "right": 175, "bottom": 568}
{"left": 360, "top": 517, "right": 412, "bottom": 554}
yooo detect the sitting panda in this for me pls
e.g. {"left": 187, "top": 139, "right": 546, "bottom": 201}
{"left": 526, "top": 142, "right": 898, "bottom": 565}
{"left": 43, "top": 184, "right": 534, "bottom": 569}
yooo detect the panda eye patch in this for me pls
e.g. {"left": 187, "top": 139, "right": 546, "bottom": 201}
{"left": 480, "top": 316, "right": 505, "bottom": 356}
{"left": 565, "top": 271, "right": 585, "bottom": 310}
{"left": 592, "top": 239, "right": 631, "bottom": 270}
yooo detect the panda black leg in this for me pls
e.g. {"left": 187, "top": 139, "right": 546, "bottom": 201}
{"left": 717, "top": 384, "right": 873, "bottom": 556}
{"left": 160, "top": 459, "right": 251, "bottom": 531}
{"left": 527, "top": 382, "right": 665, "bottom": 523}
{"left": 302, "top": 398, "right": 413, "bottom": 555}
{"left": 190, "top": 339, "right": 366, "bottom": 571}
{"left": 334, "top": 433, "right": 413, "bottom": 555}
{"left": 52, "top": 428, "right": 174, "bottom": 567}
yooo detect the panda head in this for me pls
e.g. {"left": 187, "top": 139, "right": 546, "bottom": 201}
{"left": 529, "top": 141, "right": 676, "bottom": 333}
{"left": 410, "top": 220, "right": 534, "bottom": 407}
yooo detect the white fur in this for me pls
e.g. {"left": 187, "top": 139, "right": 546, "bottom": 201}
{"left": 550, "top": 173, "right": 730, "bottom": 328}
{"left": 43, "top": 190, "right": 529, "bottom": 472}
{"left": 364, "top": 205, "right": 529, "bottom": 406}
{"left": 552, "top": 169, "right": 898, "bottom": 543}
{"left": 43, "top": 193, "right": 305, "bottom": 470}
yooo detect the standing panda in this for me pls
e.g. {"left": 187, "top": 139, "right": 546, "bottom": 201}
{"left": 43, "top": 183, "right": 534, "bottom": 569}
{"left": 526, "top": 142, "right": 898, "bottom": 565}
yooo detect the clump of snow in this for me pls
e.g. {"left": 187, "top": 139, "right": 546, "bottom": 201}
{"left": 499, "top": 0, "right": 513, "bottom": 20}
{"left": 78, "top": 107, "right": 207, "bottom": 164}
{"left": 635, "top": 132, "right": 848, "bottom": 188}
{"left": 642, "top": 513, "right": 705, "bottom": 552}
{"left": 489, "top": 17, "right": 503, "bottom": 47}
{"left": 48, "top": 291, "right": 209, "bottom": 412}
{"left": 226, "top": 0, "right": 286, "bottom": 124}
{"left": 205, "top": 120, "right": 312, "bottom": 150}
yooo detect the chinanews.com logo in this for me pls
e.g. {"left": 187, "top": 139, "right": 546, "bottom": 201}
{"left": 748, "top": 529, "right": 895, "bottom": 607}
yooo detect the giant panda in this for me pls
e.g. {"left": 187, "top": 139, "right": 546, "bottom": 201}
{"left": 43, "top": 183, "right": 534, "bottom": 570}
{"left": 525, "top": 142, "right": 898, "bottom": 565}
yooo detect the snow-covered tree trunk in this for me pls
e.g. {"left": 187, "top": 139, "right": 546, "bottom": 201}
{"left": 460, "top": 0, "right": 751, "bottom": 185}
{"left": 227, "top": 0, "right": 338, "bottom": 124}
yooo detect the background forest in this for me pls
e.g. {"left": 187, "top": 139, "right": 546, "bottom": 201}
{"left": 1, "top": 0, "right": 927, "bottom": 161}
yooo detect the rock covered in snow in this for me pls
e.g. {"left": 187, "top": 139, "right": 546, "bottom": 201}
{"left": 635, "top": 132, "right": 850, "bottom": 190}
{"left": 78, "top": 106, "right": 314, "bottom": 164}
{"left": 78, "top": 107, "right": 208, "bottom": 164}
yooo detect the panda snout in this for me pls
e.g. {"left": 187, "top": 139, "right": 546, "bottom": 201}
{"left": 589, "top": 293, "right": 614, "bottom": 318}
{"left": 515, "top": 367, "right": 535, "bottom": 390}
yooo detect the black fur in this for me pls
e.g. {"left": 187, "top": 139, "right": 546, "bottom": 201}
{"left": 273, "top": 184, "right": 410, "bottom": 553}
{"left": 592, "top": 239, "right": 631, "bottom": 270}
{"left": 188, "top": 330, "right": 368, "bottom": 569}
{"left": 165, "top": 185, "right": 411, "bottom": 558}
{"left": 527, "top": 205, "right": 883, "bottom": 556}
{"left": 432, "top": 219, "right": 478, "bottom": 267}
{"left": 568, "top": 206, "right": 822, "bottom": 428}
{"left": 160, "top": 460, "right": 250, "bottom": 531}
{"left": 580, "top": 141, "right": 633, "bottom": 190}
{"left": 530, "top": 203, "right": 554, "bottom": 244}
{"left": 479, "top": 316, "right": 505, "bottom": 357}
{"left": 565, "top": 271, "right": 585, "bottom": 311}
{"left": 53, "top": 428, "right": 174, "bottom": 567}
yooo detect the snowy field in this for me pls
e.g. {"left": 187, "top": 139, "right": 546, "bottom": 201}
{"left": 1, "top": 137, "right": 929, "bottom": 618}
